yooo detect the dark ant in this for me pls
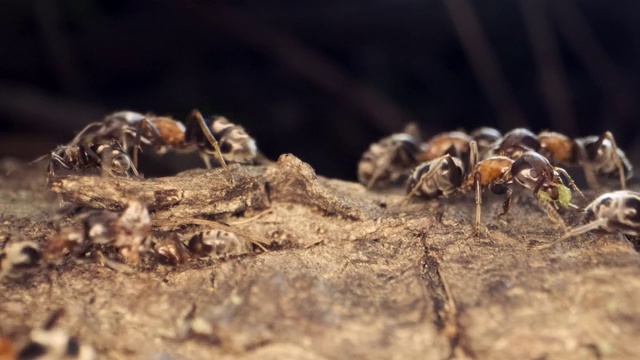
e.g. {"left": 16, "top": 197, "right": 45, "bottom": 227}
{"left": 17, "top": 309, "right": 96, "bottom": 360}
{"left": 560, "top": 190, "right": 640, "bottom": 240}
{"left": 45, "top": 201, "right": 152, "bottom": 264}
{"left": 70, "top": 109, "right": 245, "bottom": 177}
{"left": 358, "top": 125, "right": 421, "bottom": 189}
{"left": 187, "top": 229, "right": 244, "bottom": 257}
{"left": 470, "top": 127, "right": 502, "bottom": 153}
{"left": 462, "top": 141, "right": 582, "bottom": 235}
{"left": 0, "top": 240, "right": 40, "bottom": 280}
{"left": 405, "top": 154, "right": 464, "bottom": 200}
{"left": 536, "top": 191, "right": 640, "bottom": 249}
{"left": 483, "top": 128, "right": 541, "bottom": 160}
{"left": 47, "top": 140, "right": 139, "bottom": 178}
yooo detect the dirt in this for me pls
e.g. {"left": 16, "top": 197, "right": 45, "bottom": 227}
{"left": 1, "top": 154, "right": 639, "bottom": 360}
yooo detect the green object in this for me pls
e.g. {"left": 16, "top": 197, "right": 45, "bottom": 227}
{"left": 537, "top": 184, "right": 572, "bottom": 209}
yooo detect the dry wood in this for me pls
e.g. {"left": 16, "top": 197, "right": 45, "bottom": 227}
{"left": 1, "top": 155, "right": 639, "bottom": 359}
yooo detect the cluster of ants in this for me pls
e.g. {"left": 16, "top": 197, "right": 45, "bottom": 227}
{"left": 45, "top": 109, "right": 262, "bottom": 179}
{"left": 358, "top": 125, "right": 639, "bottom": 242}
{"left": 2, "top": 109, "right": 262, "bottom": 280}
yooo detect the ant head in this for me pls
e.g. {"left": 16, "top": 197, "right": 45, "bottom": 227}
{"left": 510, "top": 151, "right": 553, "bottom": 190}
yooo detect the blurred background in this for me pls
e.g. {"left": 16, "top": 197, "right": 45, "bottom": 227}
{"left": 1, "top": 0, "right": 639, "bottom": 180}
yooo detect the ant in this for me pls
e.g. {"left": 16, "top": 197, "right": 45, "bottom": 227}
{"left": 462, "top": 141, "right": 582, "bottom": 235}
{"left": 45, "top": 201, "right": 152, "bottom": 264}
{"left": 417, "top": 131, "right": 472, "bottom": 162}
{"left": 47, "top": 140, "right": 139, "bottom": 178}
{"left": 470, "top": 127, "right": 502, "bottom": 153}
{"left": 17, "top": 309, "right": 96, "bottom": 360}
{"left": 358, "top": 124, "right": 421, "bottom": 189}
{"left": 404, "top": 154, "right": 464, "bottom": 201}
{"left": 482, "top": 128, "right": 541, "bottom": 160}
{"left": 558, "top": 190, "right": 640, "bottom": 241}
{"left": 538, "top": 131, "right": 632, "bottom": 190}
{"left": 70, "top": 109, "right": 250, "bottom": 177}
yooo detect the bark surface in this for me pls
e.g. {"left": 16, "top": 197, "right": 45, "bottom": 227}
{"left": 1, "top": 155, "right": 639, "bottom": 360}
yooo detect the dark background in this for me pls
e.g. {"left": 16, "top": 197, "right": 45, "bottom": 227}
{"left": 1, "top": 0, "right": 639, "bottom": 180}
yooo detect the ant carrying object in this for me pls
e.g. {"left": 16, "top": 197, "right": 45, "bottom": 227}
{"left": 404, "top": 154, "right": 465, "bottom": 200}
{"left": 558, "top": 190, "right": 640, "bottom": 241}
{"left": 538, "top": 131, "right": 633, "bottom": 190}
{"left": 358, "top": 125, "right": 421, "bottom": 189}
{"left": 47, "top": 140, "right": 139, "bottom": 178}
{"left": 462, "top": 141, "right": 583, "bottom": 235}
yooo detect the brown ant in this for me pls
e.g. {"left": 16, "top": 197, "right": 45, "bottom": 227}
{"left": 405, "top": 154, "right": 464, "bottom": 200}
{"left": 463, "top": 141, "right": 582, "bottom": 235}
{"left": 539, "top": 131, "right": 632, "bottom": 190}
{"left": 47, "top": 140, "right": 139, "bottom": 178}
{"left": 417, "top": 131, "right": 472, "bottom": 162}
{"left": 358, "top": 125, "right": 421, "bottom": 189}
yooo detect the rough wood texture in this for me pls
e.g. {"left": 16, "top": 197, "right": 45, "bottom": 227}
{"left": 1, "top": 155, "right": 639, "bottom": 360}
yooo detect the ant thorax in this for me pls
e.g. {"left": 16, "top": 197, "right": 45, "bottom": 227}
{"left": 150, "top": 117, "right": 187, "bottom": 150}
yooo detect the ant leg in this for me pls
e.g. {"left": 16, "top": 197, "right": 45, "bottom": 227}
{"left": 200, "top": 153, "right": 213, "bottom": 169}
{"left": 68, "top": 122, "right": 103, "bottom": 146}
{"left": 187, "top": 110, "right": 230, "bottom": 174}
{"left": 537, "top": 199, "right": 566, "bottom": 231}
{"left": 602, "top": 131, "right": 626, "bottom": 189}
{"left": 576, "top": 144, "right": 601, "bottom": 190}
{"left": 469, "top": 140, "right": 479, "bottom": 171}
{"left": 536, "top": 218, "right": 608, "bottom": 250}
{"left": 366, "top": 153, "right": 393, "bottom": 189}
{"left": 113, "top": 140, "right": 140, "bottom": 178}
{"left": 400, "top": 162, "right": 440, "bottom": 205}
{"left": 474, "top": 171, "right": 482, "bottom": 236}
{"left": 554, "top": 167, "right": 585, "bottom": 199}
{"left": 48, "top": 153, "right": 71, "bottom": 177}
{"left": 131, "top": 118, "right": 163, "bottom": 169}
{"left": 492, "top": 184, "right": 512, "bottom": 219}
